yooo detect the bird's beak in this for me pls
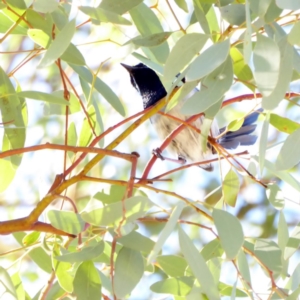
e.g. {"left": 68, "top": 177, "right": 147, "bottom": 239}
{"left": 121, "top": 63, "right": 133, "bottom": 73}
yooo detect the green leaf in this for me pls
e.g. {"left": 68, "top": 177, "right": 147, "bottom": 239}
{"left": 99, "top": 0, "right": 143, "bottom": 14}
{"left": 70, "top": 64, "right": 125, "bottom": 116}
{"left": 244, "top": 0, "right": 252, "bottom": 64}
{"left": 0, "top": 11, "right": 27, "bottom": 34}
{"left": 67, "top": 122, "right": 77, "bottom": 159}
{"left": 79, "top": 6, "right": 131, "bottom": 25}
{"left": 129, "top": 3, "right": 169, "bottom": 63}
{"left": 73, "top": 261, "right": 101, "bottom": 300}
{"left": 39, "top": 19, "right": 76, "bottom": 67}
{"left": 270, "top": 113, "right": 300, "bottom": 134}
{"left": 164, "top": 33, "right": 209, "bottom": 84}
{"left": 6, "top": 0, "right": 26, "bottom": 9}
{"left": 150, "top": 277, "right": 194, "bottom": 296}
{"left": 48, "top": 210, "right": 85, "bottom": 235}
{"left": 52, "top": 246, "right": 74, "bottom": 293}
{"left": 266, "top": 184, "right": 284, "bottom": 210}
{"left": 178, "top": 227, "right": 219, "bottom": 300}
{"left": 182, "top": 55, "right": 233, "bottom": 114}
{"left": 0, "top": 69, "right": 25, "bottom": 160}
{"left": 77, "top": 106, "right": 96, "bottom": 147}
{"left": 262, "top": 38, "right": 293, "bottom": 109}
{"left": 201, "top": 239, "right": 224, "bottom": 261}
{"left": 257, "top": 157, "right": 300, "bottom": 192}
{"left": 284, "top": 222, "right": 300, "bottom": 260}
{"left": 33, "top": 281, "right": 65, "bottom": 300}
{"left": 253, "top": 34, "right": 280, "bottom": 98}
{"left": 26, "top": 9, "right": 53, "bottom": 36}
{"left": 278, "top": 212, "right": 289, "bottom": 278}
{"left": 165, "top": 81, "right": 198, "bottom": 112}
{"left": 227, "top": 118, "right": 244, "bottom": 132}
{"left": 186, "top": 39, "right": 230, "bottom": 81}
{"left": 0, "top": 135, "right": 16, "bottom": 192}
{"left": 33, "top": 0, "right": 58, "bottom": 13}
{"left": 230, "top": 47, "right": 254, "bottom": 91}
{"left": 61, "top": 43, "right": 85, "bottom": 65}
{"left": 259, "top": 111, "right": 269, "bottom": 172}
{"left": 264, "top": 0, "right": 282, "bottom": 23}
{"left": 11, "top": 273, "right": 25, "bottom": 300}
{"left": 276, "top": 0, "right": 300, "bottom": 10}
{"left": 237, "top": 251, "right": 252, "bottom": 292}
{"left": 288, "top": 21, "right": 300, "bottom": 46}
{"left": 148, "top": 202, "right": 185, "bottom": 263}
{"left": 0, "top": 267, "right": 18, "bottom": 300}
{"left": 174, "top": 0, "right": 188, "bottom": 12}
{"left": 206, "top": 5, "right": 220, "bottom": 42}
{"left": 22, "top": 231, "right": 40, "bottom": 246}
{"left": 219, "top": 281, "right": 248, "bottom": 297}
{"left": 88, "top": 100, "right": 102, "bottom": 138}
{"left": 212, "top": 209, "right": 244, "bottom": 259}
{"left": 250, "top": 0, "right": 272, "bottom": 17}
{"left": 193, "top": 0, "right": 210, "bottom": 34}
{"left": 114, "top": 247, "right": 144, "bottom": 298}
{"left": 56, "top": 242, "right": 104, "bottom": 263}
{"left": 254, "top": 239, "right": 282, "bottom": 274}
{"left": 51, "top": 5, "right": 69, "bottom": 29}
{"left": 285, "top": 263, "right": 300, "bottom": 291}
{"left": 131, "top": 52, "right": 164, "bottom": 74}
{"left": 219, "top": 4, "right": 245, "bottom": 26}
{"left": 94, "top": 185, "right": 127, "bottom": 204}
{"left": 27, "top": 29, "right": 51, "bottom": 48}
{"left": 17, "top": 91, "right": 69, "bottom": 105}
{"left": 222, "top": 168, "right": 240, "bottom": 207}
{"left": 128, "top": 32, "right": 173, "bottom": 47}
{"left": 44, "top": 91, "right": 80, "bottom": 115}
{"left": 156, "top": 255, "right": 188, "bottom": 277}
{"left": 276, "top": 128, "right": 300, "bottom": 170}
{"left": 287, "top": 286, "right": 300, "bottom": 300}
{"left": 117, "top": 231, "right": 155, "bottom": 254}
{"left": 81, "top": 196, "right": 151, "bottom": 226}
{"left": 13, "top": 232, "right": 52, "bottom": 273}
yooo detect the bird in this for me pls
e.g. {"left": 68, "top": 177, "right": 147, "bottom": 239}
{"left": 121, "top": 62, "right": 261, "bottom": 171}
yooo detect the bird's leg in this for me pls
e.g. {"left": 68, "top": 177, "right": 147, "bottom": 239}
{"left": 178, "top": 155, "right": 187, "bottom": 164}
{"left": 152, "top": 148, "right": 186, "bottom": 165}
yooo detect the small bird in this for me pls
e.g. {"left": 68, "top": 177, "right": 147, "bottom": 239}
{"left": 121, "top": 63, "right": 261, "bottom": 171}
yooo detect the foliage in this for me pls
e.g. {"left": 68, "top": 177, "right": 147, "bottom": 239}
{"left": 0, "top": 0, "right": 300, "bottom": 299}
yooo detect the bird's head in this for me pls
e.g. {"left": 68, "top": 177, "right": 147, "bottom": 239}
{"left": 121, "top": 63, "right": 167, "bottom": 109}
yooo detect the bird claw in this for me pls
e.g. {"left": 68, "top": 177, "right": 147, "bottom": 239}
{"left": 178, "top": 155, "right": 187, "bottom": 164}
{"left": 152, "top": 148, "right": 165, "bottom": 160}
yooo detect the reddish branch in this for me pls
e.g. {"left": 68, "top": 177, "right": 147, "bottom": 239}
{"left": 0, "top": 92, "right": 298, "bottom": 238}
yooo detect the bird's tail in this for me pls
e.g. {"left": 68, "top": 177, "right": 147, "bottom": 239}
{"left": 218, "top": 108, "right": 263, "bottom": 149}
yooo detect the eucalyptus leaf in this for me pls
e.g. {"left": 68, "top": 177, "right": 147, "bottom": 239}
{"left": 114, "top": 247, "right": 144, "bottom": 298}
{"left": 182, "top": 55, "right": 232, "bottom": 114}
{"left": 186, "top": 39, "right": 230, "bottom": 81}
{"left": 129, "top": 3, "right": 169, "bottom": 63}
{"left": 254, "top": 239, "right": 282, "bottom": 274}
{"left": 253, "top": 34, "right": 280, "bottom": 98}
{"left": 276, "top": 128, "right": 300, "bottom": 170}
{"left": 222, "top": 168, "right": 240, "bottom": 207}
{"left": 81, "top": 196, "right": 151, "bottom": 226}
{"left": 213, "top": 209, "right": 244, "bottom": 259}
{"left": 178, "top": 227, "right": 219, "bottom": 300}
{"left": 39, "top": 19, "right": 76, "bottom": 67}
{"left": 73, "top": 261, "right": 101, "bottom": 300}
{"left": 79, "top": 6, "right": 131, "bottom": 25}
{"left": 270, "top": 113, "right": 300, "bottom": 134}
{"left": 150, "top": 277, "right": 193, "bottom": 296}
{"left": 99, "top": 0, "right": 143, "bottom": 14}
